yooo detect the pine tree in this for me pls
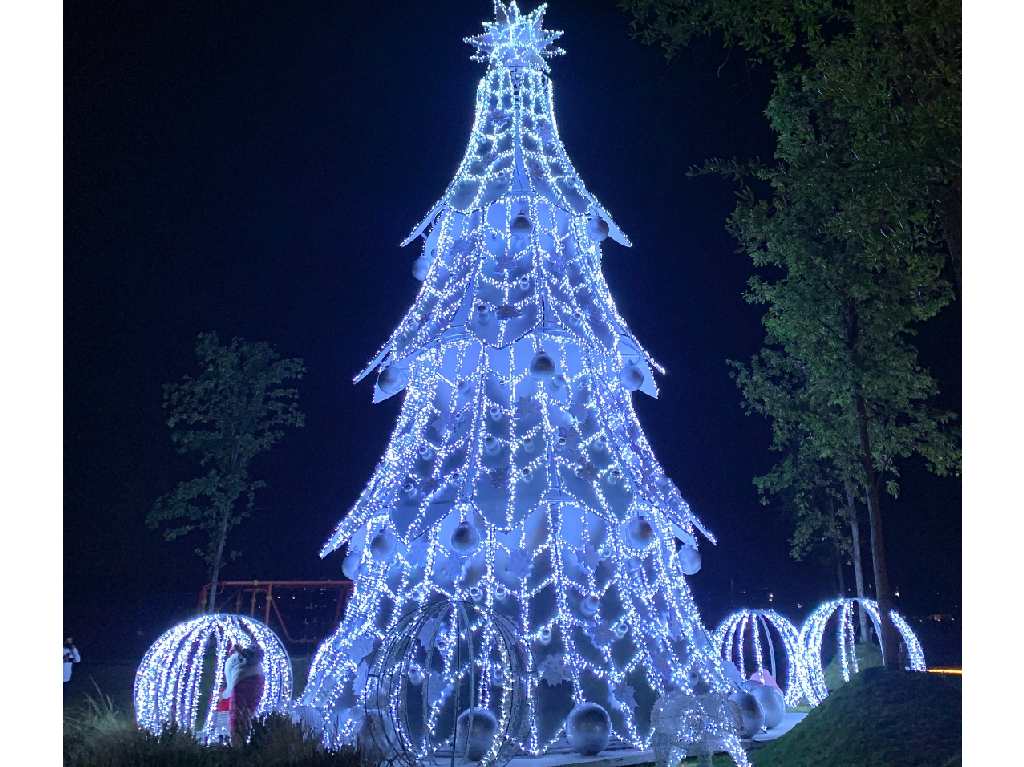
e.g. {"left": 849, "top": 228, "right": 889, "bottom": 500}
{"left": 301, "top": 4, "right": 746, "bottom": 762}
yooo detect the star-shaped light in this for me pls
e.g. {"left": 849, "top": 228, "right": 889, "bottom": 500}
{"left": 465, "top": 1, "right": 565, "bottom": 72}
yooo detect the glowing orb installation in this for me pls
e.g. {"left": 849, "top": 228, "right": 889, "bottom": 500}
{"left": 134, "top": 613, "right": 292, "bottom": 736}
{"left": 800, "top": 598, "right": 926, "bottom": 704}
{"left": 714, "top": 609, "right": 811, "bottom": 707}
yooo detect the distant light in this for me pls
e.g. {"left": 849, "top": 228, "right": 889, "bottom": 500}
{"left": 928, "top": 668, "right": 962, "bottom": 676}
{"left": 894, "top": 590, "right": 900, "bottom": 598}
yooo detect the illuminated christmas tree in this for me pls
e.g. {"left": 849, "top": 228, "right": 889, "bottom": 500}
{"left": 302, "top": 3, "right": 746, "bottom": 763}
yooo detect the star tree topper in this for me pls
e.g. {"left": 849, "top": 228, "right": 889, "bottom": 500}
{"left": 465, "top": 1, "right": 565, "bottom": 72}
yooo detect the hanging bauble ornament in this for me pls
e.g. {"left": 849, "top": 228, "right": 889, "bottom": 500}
{"left": 487, "top": 403, "right": 503, "bottom": 422}
{"left": 369, "top": 530, "right": 397, "bottom": 561}
{"left": 418, "top": 443, "right": 435, "bottom": 460}
{"left": 412, "top": 255, "right": 431, "bottom": 281}
{"left": 686, "top": 667, "right": 710, "bottom": 696}
{"left": 483, "top": 434, "right": 501, "bottom": 456}
{"left": 565, "top": 702, "right": 610, "bottom": 756}
{"left": 538, "top": 626, "right": 552, "bottom": 645}
{"left": 474, "top": 300, "right": 492, "bottom": 325}
{"left": 613, "top": 621, "right": 629, "bottom": 639}
{"left": 580, "top": 595, "right": 600, "bottom": 618}
{"left": 407, "top": 665, "right": 425, "bottom": 686}
{"left": 518, "top": 275, "right": 531, "bottom": 290}
{"left": 468, "top": 585, "right": 483, "bottom": 601}
{"left": 510, "top": 213, "right": 533, "bottom": 235}
{"left": 619, "top": 362, "right": 645, "bottom": 392}
{"left": 678, "top": 545, "right": 702, "bottom": 575}
{"left": 529, "top": 350, "right": 556, "bottom": 379}
{"left": 401, "top": 477, "right": 419, "bottom": 499}
{"left": 454, "top": 707, "right": 499, "bottom": 761}
{"left": 342, "top": 549, "right": 363, "bottom": 579}
{"left": 451, "top": 520, "right": 481, "bottom": 556}
{"left": 377, "top": 365, "right": 408, "bottom": 397}
{"left": 588, "top": 215, "right": 610, "bottom": 243}
{"left": 750, "top": 684, "right": 785, "bottom": 729}
{"left": 728, "top": 690, "right": 765, "bottom": 738}
{"left": 624, "top": 516, "right": 655, "bottom": 550}
{"left": 494, "top": 583, "right": 508, "bottom": 600}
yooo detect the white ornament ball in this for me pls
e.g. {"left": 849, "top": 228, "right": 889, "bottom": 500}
{"left": 529, "top": 350, "right": 556, "bottom": 379}
{"left": 342, "top": 550, "right": 363, "bottom": 579}
{"left": 625, "top": 516, "right": 655, "bottom": 550}
{"left": 412, "top": 255, "right": 431, "bottom": 281}
{"left": 619, "top": 362, "right": 645, "bottom": 391}
{"left": 370, "top": 530, "right": 397, "bottom": 561}
{"left": 678, "top": 545, "right": 702, "bottom": 575}
{"left": 407, "top": 665, "right": 425, "bottom": 686}
{"left": 510, "top": 214, "right": 533, "bottom": 234}
{"left": 377, "top": 365, "right": 408, "bottom": 397}
{"left": 749, "top": 683, "right": 785, "bottom": 729}
{"left": 580, "top": 595, "right": 600, "bottom": 618}
{"left": 566, "top": 702, "right": 611, "bottom": 756}
{"left": 455, "top": 707, "right": 499, "bottom": 761}
{"left": 728, "top": 691, "right": 765, "bottom": 738}
{"left": 451, "top": 521, "right": 481, "bottom": 555}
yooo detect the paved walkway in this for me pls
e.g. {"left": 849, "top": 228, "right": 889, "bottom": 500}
{"left": 502, "top": 713, "right": 808, "bottom": 767}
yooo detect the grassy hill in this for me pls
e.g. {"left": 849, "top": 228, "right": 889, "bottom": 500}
{"left": 753, "top": 668, "right": 961, "bottom": 767}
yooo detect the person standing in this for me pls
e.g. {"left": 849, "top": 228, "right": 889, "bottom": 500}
{"left": 63, "top": 637, "right": 81, "bottom": 684}
{"left": 228, "top": 646, "right": 265, "bottom": 745}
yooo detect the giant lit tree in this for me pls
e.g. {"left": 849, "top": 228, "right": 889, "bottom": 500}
{"left": 302, "top": 4, "right": 746, "bottom": 762}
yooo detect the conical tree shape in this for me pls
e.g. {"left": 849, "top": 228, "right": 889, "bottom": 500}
{"left": 303, "top": 3, "right": 746, "bottom": 763}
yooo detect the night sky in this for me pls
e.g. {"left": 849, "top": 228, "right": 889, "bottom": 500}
{"left": 65, "top": 1, "right": 961, "bottom": 661}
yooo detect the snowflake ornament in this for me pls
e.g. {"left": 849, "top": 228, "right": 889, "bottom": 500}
{"left": 465, "top": 1, "right": 565, "bottom": 73}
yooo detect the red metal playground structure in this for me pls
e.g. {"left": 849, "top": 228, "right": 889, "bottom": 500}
{"left": 197, "top": 580, "right": 354, "bottom": 647}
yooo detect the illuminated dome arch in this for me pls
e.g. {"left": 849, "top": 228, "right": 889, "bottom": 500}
{"left": 800, "top": 598, "right": 926, "bottom": 705}
{"left": 134, "top": 613, "right": 293, "bottom": 737}
{"left": 713, "top": 609, "right": 811, "bottom": 707}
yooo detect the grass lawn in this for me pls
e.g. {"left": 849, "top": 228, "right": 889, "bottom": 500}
{"left": 751, "top": 668, "right": 961, "bottom": 767}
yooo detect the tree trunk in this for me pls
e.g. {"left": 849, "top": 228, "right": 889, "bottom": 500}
{"left": 835, "top": 552, "right": 846, "bottom": 596}
{"left": 206, "top": 504, "right": 232, "bottom": 613}
{"left": 853, "top": 394, "right": 900, "bottom": 668}
{"left": 845, "top": 480, "right": 870, "bottom": 641}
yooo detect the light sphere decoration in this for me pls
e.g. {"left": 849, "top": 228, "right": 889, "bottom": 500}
{"left": 800, "top": 597, "right": 926, "bottom": 706}
{"left": 565, "top": 702, "right": 611, "bottom": 756}
{"left": 714, "top": 609, "right": 810, "bottom": 708}
{"left": 360, "top": 599, "right": 528, "bottom": 767}
{"left": 134, "top": 613, "right": 292, "bottom": 738}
